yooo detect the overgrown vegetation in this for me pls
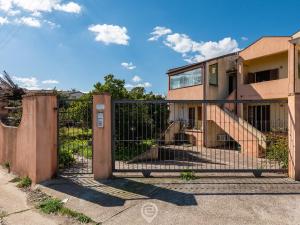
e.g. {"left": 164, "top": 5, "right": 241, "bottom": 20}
{"left": 0, "top": 71, "right": 25, "bottom": 127}
{"left": 180, "top": 170, "right": 196, "bottom": 181}
{"left": 266, "top": 133, "right": 289, "bottom": 169}
{"left": 38, "top": 197, "right": 93, "bottom": 224}
{"left": 17, "top": 176, "right": 32, "bottom": 188}
{"left": 58, "top": 74, "right": 167, "bottom": 167}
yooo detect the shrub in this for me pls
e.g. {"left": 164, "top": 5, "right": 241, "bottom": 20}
{"left": 39, "top": 198, "right": 63, "bottom": 214}
{"left": 58, "top": 149, "right": 75, "bottom": 169}
{"left": 266, "top": 133, "right": 288, "bottom": 169}
{"left": 180, "top": 170, "right": 196, "bottom": 181}
{"left": 17, "top": 176, "right": 32, "bottom": 188}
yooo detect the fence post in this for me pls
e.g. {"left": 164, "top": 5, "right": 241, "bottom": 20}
{"left": 288, "top": 94, "right": 300, "bottom": 180}
{"left": 93, "top": 94, "right": 112, "bottom": 179}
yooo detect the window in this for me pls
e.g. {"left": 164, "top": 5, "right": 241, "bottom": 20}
{"left": 170, "top": 68, "right": 203, "bottom": 90}
{"left": 209, "top": 63, "right": 218, "bottom": 86}
{"left": 245, "top": 69, "right": 279, "bottom": 84}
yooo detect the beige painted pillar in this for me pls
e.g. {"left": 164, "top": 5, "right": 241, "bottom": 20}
{"left": 93, "top": 94, "right": 112, "bottom": 179}
{"left": 33, "top": 94, "right": 58, "bottom": 183}
{"left": 288, "top": 40, "right": 300, "bottom": 180}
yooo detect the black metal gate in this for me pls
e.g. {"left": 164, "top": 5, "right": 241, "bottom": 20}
{"left": 112, "top": 99, "right": 288, "bottom": 175}
{"left": 57, "top": 98, "right": 93, "bottom": 174}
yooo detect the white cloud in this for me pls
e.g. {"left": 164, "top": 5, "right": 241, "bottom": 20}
{"left": 125, "top": 76, "right": 151, "bottom": 89}
{"left": 148, "top": 26, "right": 172, "bottom": 41}
{"left": 0, "top": 16, "right": 9, "bottom": 25}
{"left": 150, "top": 26, "right": 240, "bottom": 63}
{"left": 54, "top": 2, "right": 81, "bottom": 13}
{"left": 164, "top": 33, "right": 195, "bottom": 54}
{"left": 44, "top": 19, "right": 59, "bottom": 29}
{"left": 241, "top": 36, "right": 248, "bottom": 41}
{"left": 125, "top": 82, "right": 152, "bottom": 89}
{"left": 121, "top": 62, "right": 136, "bottom": 70}
{"left": 0, "top": 0, "right": 81, "bottom": 28}
{"left": 16, "top": 16, "right": 41, "bottom": 27}
{"left": 42, "top": 79, "right": 59, "bottom": 84}
{"left": 88, "top": 24, "right": 130, "bottom": 45}
{"left": 132, "top": 75, "right": 141, "bottom": 83}
{"left": 12, "top": 76, "right": 39, "bottom": 90}
{"left": 0, "top": 0, "right": 81, "bottom": 13}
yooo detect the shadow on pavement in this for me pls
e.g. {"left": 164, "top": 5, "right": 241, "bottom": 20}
{"left": 41, "top": 174, "right": 300, "bottom": 208}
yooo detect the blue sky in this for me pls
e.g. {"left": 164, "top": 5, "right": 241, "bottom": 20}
{"left": 0, "top": 0, "right": 300, "bottom": 94}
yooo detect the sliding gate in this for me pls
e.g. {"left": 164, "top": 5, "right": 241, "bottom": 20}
{"left": 112, "top": 99, "right": 288, "bottom": 175}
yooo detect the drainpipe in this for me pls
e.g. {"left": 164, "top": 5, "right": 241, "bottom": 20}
{"left": 293, "top": 43, "right": 296, "bottom": 94}
{"left": 203, "top": 62, "right": 207, "bottom": 147}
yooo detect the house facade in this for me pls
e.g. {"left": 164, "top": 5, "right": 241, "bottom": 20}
{"left": 165, "top": 31, "right": 300, "bottom": 155}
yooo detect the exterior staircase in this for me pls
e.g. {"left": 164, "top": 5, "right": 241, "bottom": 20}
{"left": 206, "top": 104, "right": 267, "bottom": 157}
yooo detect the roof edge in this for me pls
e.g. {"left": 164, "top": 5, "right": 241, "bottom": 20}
{"left": 167, "top": 51, "right": 238, "bottom": 75}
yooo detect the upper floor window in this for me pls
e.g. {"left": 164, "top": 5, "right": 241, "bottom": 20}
{"left": 209, "top": 63, "right": 218, "bottom": 86}
{"left": 169, "top": 68, "right": 203, "bottom": 90}
{"left": 245, "top": 68, "right": 279, "bottom": 84}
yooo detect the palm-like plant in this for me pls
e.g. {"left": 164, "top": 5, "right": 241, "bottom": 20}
{"left": 0, "top": 71, "right": 25, "bottom": 101}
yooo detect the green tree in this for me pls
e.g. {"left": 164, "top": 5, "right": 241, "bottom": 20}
{"left": 93, "top": 74, "right": 128, "bottom": 99}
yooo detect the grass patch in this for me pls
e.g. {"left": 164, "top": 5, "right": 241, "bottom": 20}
{"left": 60, "top": 207, "right": 92, "bottom": 223}
{"left": 180, "top": 170, "right": 196, "bottom": 181}
{"left": 38, "top": 197, "right": 93, "bottom": 223}
{"left": 39, "top": 198, "right": 63, "bottom": 214}
{"left": 17, "top": 176, "right": 32, "bottom": 188}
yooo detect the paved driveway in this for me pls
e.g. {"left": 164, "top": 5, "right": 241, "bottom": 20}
{"left": 40, "top": 173, "right": 300, "bottom": 225}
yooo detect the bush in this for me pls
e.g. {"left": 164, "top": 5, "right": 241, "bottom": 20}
{"left": 266, "top": 133, "right": 288, "bottom": 169}
{"left": 17, "top": 176, "right": 32, "bottom": 188}
{"left": 58, "top": 149, "right": 76, "bottom": 169}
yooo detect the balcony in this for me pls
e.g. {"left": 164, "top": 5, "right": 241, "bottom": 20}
{"left": 238, "top": 78, "right": 288, "bottom": 100}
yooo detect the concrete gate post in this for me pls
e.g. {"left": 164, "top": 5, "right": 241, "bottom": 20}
{"left": 93, "top": 94, "right": 112, "bottom": 180}
{"left": 288, "top": 94, "right": 300, "bottom": 180}
{"left": 288, "top": 40, "right": 300, "bottom": 181}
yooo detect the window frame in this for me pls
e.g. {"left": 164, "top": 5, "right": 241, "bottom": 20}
{"left": 169, "top": 67, "right": 203, "bottom": 90}
{"left": 209, "top": 63, "right": 218, "bottom": 86}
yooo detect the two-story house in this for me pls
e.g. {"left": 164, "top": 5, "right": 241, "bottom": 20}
{"left": 165, "top": 31, "right": 300, "bottom": 156}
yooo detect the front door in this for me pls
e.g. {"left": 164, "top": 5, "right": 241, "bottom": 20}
{"left": 228, "top": 74, "right": 237, "bottom": 95}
